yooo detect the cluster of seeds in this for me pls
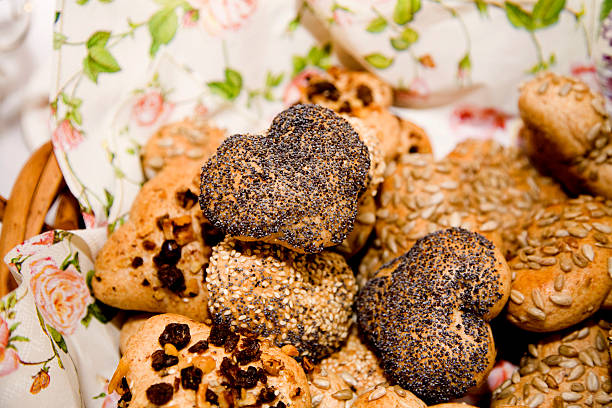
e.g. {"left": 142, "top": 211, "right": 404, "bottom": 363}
{"left": 491, "top": 319, "right": 611, "bottom": 408}
{"left": 206, "top": 237, "right": 358, "bottom": 361}
{"left": 507, "top": 195, "right": 612, "bottom": 331}
{"left": 359, "top": 141, "right": 564, "bottom": 284}
{"left": 356, "top": 228, "right": 510, "bottom": 403}
{"left": 142, "top": 117, "right": 226, "bottom": 179}
{"left": 199, "top": 104, "right": 370, "bottom": 254}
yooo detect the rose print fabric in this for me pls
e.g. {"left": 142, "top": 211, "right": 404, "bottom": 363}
{"left": 0, "top": 0, "right": 606, "bottom": 407}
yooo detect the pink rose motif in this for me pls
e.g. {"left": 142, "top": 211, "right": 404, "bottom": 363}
{"left": 0, "top": 317, "right": 19, "bottom": 377}
{"left": 182, "top": 9, "right": 199, "bottom": 27}
{"left": 450, "top": 104, "right": 513, "bottom": 141}
{"left": 394, "top": 77, "right": 431, "bottom": 106}
{"left": 131, "top": 91, "right": 174, "bottom": 127}
{"left": 332, "top": 9, "right": 352, "bottom": 26}
{"left": 82, "top": 211, "right": 96, "bottom": 229}
{"left": 194, "top": 103, "right": 208, "bottom": 117}
{"left": 571, "top": 62, "right": 598, "bottom": 90}
{"left": 28, "top": 231, "right": 54, "bottom": 247}
{"left": 197, "top": 0, "right": 257, "bottom": 35}
{"left": 52, "top": 119, "right": 83, "bottom": 152}
{"left": 282, "top": 67, "right": 325, "bottom": 106}
{"left": 487, "top": 360, "right": 517, "bottom": 391}
{"left": 30, "top": 257, "right": 92, "bottom": 336}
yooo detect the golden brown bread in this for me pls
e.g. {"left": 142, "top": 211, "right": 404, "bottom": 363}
{"left": 119, "top": 313, "right": 155, "bottom": 355}
{"left": 141, "top": 117, "right": 226, "bottom": 179}
{"left": 356, "top": 228, "right": 510, "bottom": 403}
{"left": 93, "top": 161, "right": 222, "bottom": 321}
{"left": 351, "top": 385, "right": 427, "bottom": 408}
{"left": 491, "top": 319, "right": 611, "bottom": 408}
{"left": 506, "top": 195, "right": 612, "bottom": 332}
{"left": 519, "top": 72, "right": 612, "bottom": 199}
{"left": 110, "top": 313, "right": 311, "bottom": 408}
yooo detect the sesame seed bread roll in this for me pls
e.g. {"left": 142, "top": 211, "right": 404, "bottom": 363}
{"left": 491, "top": 319, "right": 611, "bottom": 408}
{"left": 357, "top": 228, "right": 510, "bottom": 403}
{"left": 206, "top": 237, "right": 358, "bottom": 361}
{"left": 94, "top": 161, "right": 222, "bottom": 321}
{"left": 507, "top": 196, "right": 612, "bottom": 332}
{"left": 110, "top": 314, "right": 311, "bottom": 408}
{"left": 141, "top": 117, "right": 226, "bottom": 180}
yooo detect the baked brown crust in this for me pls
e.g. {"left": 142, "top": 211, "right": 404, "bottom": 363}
{"left": 141, "top": 117, "right": 226, "bottom": 179}
{"left": 119, "top": 313, "right": 154, "bottom": 355}
{"left": 519, "top": 72, "right": 612, "bottom": 199}
{"left": 356, "top": 228, "right": 510, "bottom": 403}
{"left": 109, "top": 313, "right": 311, "bottom": 408}
{"left": 93, "top": 160, "right": 222, "bottom": 321}
{"left": 491, "top": 319, "right": 611, "bottom": 408}
{"left": 335, "top": 193, "right": 376, "bottom": 258}
{"left": 506, "top": 196, "right": 612, "bottom": 332}
{"left": 206, "top": 237, "right": 357, "bottom": 361}
{"left": 351, "top": 385, "right": 427, "bottom": 408}
{"left": 199, "top": 104, "right": 370, "bottom": 254}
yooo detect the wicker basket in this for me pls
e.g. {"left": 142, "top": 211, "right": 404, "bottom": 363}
{"left": 0, "top": 142, "right": 82, "bottom": 297}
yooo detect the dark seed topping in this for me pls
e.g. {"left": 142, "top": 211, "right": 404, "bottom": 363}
{"left": 151, "top": 349, "right": 179, "bottom": 371}
{"left": 205, "top": 388, "right": 219, "bottom": 405}
{"left": 176, "top": 189, "right": 198, "bottom": 210}
{"left": 153, "top": 240, "right": 181, "bottom": 267}
{"left": 356, "top": 84, "right": 373, "bottom": 106}
{"left": 257, "top": 386, "right": 277, "bottom": 404}
{"left": 131, "top": 257, "right": 143, "bottom": 268}
{"left": 187, "top": 340, "right": 209, "bottom": 354}
{"left": 180, "top": 365, "right": 203, "bottom": 391}
{"left": 143, "top": 240, "right": 156, "bottom": 250}
{"left": 159, "top": 323, "right": 191, "bottom": 350}
{"left": 338, "top": 101, "right": 352, "bottom": 113}
{"left": 157, "top": 265, "right": 186, "bottom": 294}
{"left": 146, "top": 383, "right": 174, "bottom": 405}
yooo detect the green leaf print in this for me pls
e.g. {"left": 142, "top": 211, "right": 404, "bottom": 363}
{"left": 366, "top": 16, "right": 387, "bottom": 33}
{"left": 390, "top": 27, "right": 419, "bottom": 50}
{"left": 532, "top": 0, "right": 565, "bottom": 27}
{"left": 86, "top": 31, "right": 110, "bottom": 49}
{"left": 46, "top": 325, "right": 68, "bottom": 354}
{"left": 53, "top": 32, "right": 67, "bottom": 50}
{"left": 89, "top": 46, "right": 120, "bottom": 71}
{"left": 602, "top": 0, "right": 612, "bottom": 21}
{"left": 207, "top": 68, "right": 243, "bottom": 100}
{"left": 458, "top": 53, "right": 471, "bottom": 72}
{"left": 475, "top": 0, "right": 488, "bottom": 15}
{"left": 393, "top": 0, "right": 421, "bottom": 25}
{"left": 148, "top": 7, "right": 178, "bottom": 56}
{"left": 364, "top": 53, "right": 394, "bottom": 69}
{"left": 504, "top": 2, "right": 534, "bottom": 30}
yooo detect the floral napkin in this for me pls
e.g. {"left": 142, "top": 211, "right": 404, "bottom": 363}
{"left": 0, "top": 0, "right": 604, "bottom": 407}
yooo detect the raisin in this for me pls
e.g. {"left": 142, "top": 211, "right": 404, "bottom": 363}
{"left": 257, "top": 386, "right": 277, "bottom": 404}
{"left": 338, "top": 100, "right": 352, "bottom": 113}
{"left": 142, "top": 278, "right": 150, "bottom": 286}
{"left": 156, "top": 215, "right": 170, "bottom": 231}
{"left": 224, "top": 331, "right": 240, "bottom": 353}
{"left": 236, "top": 366, "right": 259, "bottom": 389}
{"left": 188, "top": 340, "right": 209, "bottom": 354}
{"left": 201, "top": 223, "right": 224, "bottom": 247}
{"left": 307, "top": 81, "right": 340, "bottom": 101}
{"left": 275, "top": 402, "right": 286, "bottom": 408}
{"left": 175, "top": 189, "right": 198, "bottom": 210}
{"left": 118, "top": 390, "right": 132, "bottom": 404}
{"left": 181, "top": 365, "right": 203, "bottom": 390}
{"left": 146, "top": 383, "right": 173, "bottom": 405}
{"left": 208, "top": 322, "right": 230, "bottom": 347}
{"left": 219, "top": 357, "right": 239, "bottom": 385}
{"left": 157, "top": 265, "right": 186, "bottom": 294}
{"left": 131, "top": 257, "right": 143, "bottom": 268}
{"left": 151, "top": 350, "right": 179, "bottom": 371}
{"left": 173, "top": 377, "right": 180, "bottom": 392}
{"left": 153, "top": 240, "right": 181, "bottom": 267}
{"left": 205, "top": 389, "right": 219, "bottom": 405}
{"left": 257, "top": 367, "right": 267, "bottom": 384}
{"left": 143, "top": 240, "right": 156, "bottom": 250}
{"left": 234, "top": 338, "right": 261, "bottom": 365}
{"left": 159, "top": 323, "right": 191, "bottom": 350}
{"left": 356, "top": 84, "right": 373, "bottom": 106}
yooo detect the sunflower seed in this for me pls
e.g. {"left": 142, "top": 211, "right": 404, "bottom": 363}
{"left": 512, "top": 370, "right": 521, "bottom": 384}
{"left": 527, "top": 393, "right": 545, "bottom": 408}
{"left": 340, "top": 371, "right": 358, "bottom": 388}
{"left": 568, "top": 364, "right": 585, "bottom": 380}
{"left": 532, "top": 289, "right": 545, "bottom": 310}
{"left": 538, "top": 361, "right": 550, "bottom": 374}
{"left": 510, "top": 290, "right": 525, "bottom": 304}
{"left": 559, "top": 82, "right": 572, "bottom": 96}
{"left": 582, "top": 244, "right": 595, "bottom": 261}
{"left": 602, "top": 379, "right": 612, "bottom": 392}
{"left": 592, "top": 97, "right": 607, "bottom": 116}
{"left": 572, "top": 252, "right": 589, "bottom": 267}
{"left": 480, "top": 220, "right": 498, "bottom": 232}
{"left": 527, "top": 307, "right": 546, "bottom": 320}
{"left": 369, "top": 387, "right": 386, "bottom": 401}
{"left": 562, "top": 391, "right": 582, "bottom": 402}
{"left": 550, "top": 293, "right": 572, "bottom": 306}
{"left": 596, "top": 331, "right": 606, "bottom": 351}
{"left": 593, "top": 222, "right": 612, "bottom": 233}
{"left": 588, "top": 348, "right": 602, "bottom": 366}
{"left": 543, "top": 355, "right": 561, "bottom": 366}
{"left": 595, "top": 392, "right": 612, "bottom": 404}
{"left": 568, "top": 226, "right": 588, "bottom": 238}
{"left": 552, "top": 396, "right": 564, "bottom": 408}
{"left": 393, "top": 385, "right": 406, "bottom": 397}
{"left": 186, "top": 148, "right": 203, "bottom": 159}
{"left": 528, "top": 344, "right": 538, "bottom": 358}
{"left": 332, "top": 388, "right": 353, "bottom": 400}
{"left": 559, "top": 359, "right": 578, "bottom": 369}
{"left": 544, "top": 374, "right": 558, "bottom": 389}
{"left": 579, "top": 351, "right": 594, "bottom": 367}
{"left": 520, "top": 364, "right": 537, "bottom": 375}
{"left": 538, "top": 81, "right": 549, "bottom": 94}
{"left": 571, "top": 383, "right": 585, "bottom": 392}
{"left": 560, "top": 257, "right": 573, "bottom": 272}
{"left": 578, "top": 326, "right": 590, "bottom": 339}
{"left": 555, "top": 229, "right": 570, "bottom": 237}
{"left": 554, "top": 274, "right": 564, "bottom": 291}
{"left": 148, "top": 156, "right": 165, "bottom": 169}
{"left": 608, "top": 257, "right": 612, "bottom": 279}
{"left": 532, "top": 377, "right": 549, "bottom": 393}
{"left": 311, "top": 394, "right": 323, "bottom": 407}
{"left": 508, "top": 395, "right": 518, "bottom": 405}
{"left": 587, "top": 122, "right": 603, "bottom": 141}
{"left": 498, "top": 386, "right": 516, "bottom": 399}
{"left": 559, "top": 345, "right": 578, "bottom": 357}
{"left": 313, "top": 378, "right": 331, "bottom": 390}
{"left": 587, "top": 371, "right": 600, "bottom": 392}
